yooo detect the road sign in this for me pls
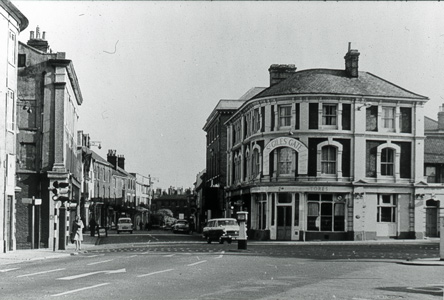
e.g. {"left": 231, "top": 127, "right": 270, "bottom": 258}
{"left": 21, "top": 198, "right": 42, "bottom": 205}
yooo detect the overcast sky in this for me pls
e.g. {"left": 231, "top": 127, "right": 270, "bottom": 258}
{"left": 14, "top": 1, "right": 444, "bottom": 189}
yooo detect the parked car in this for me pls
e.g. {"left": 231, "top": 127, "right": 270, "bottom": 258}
{"left": 172, "top": 220, "right": 190, "bottom": 234}
{"left": 117, "top": 217, "right": 133, "bottom": 234}
{"left": 202, "top": 218, "right": 240, "bottom": 244}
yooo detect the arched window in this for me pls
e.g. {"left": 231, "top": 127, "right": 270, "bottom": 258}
{"left": 252, "top": 148, "right": 261, "bottom": 178}
{"left": 321, "top": 146, "right": 337, "bottom": 174}
{"left": 376, "top": 143, "right": 400, "bottom": 180}
{"left": 278, "top": 147, "right": 295, "bottom": 175}
{"left": 317, "top": 139, "right": 343, "bottom": 178}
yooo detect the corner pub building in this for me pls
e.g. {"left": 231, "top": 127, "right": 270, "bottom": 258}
{"left": 224, "top": 45, "right": 439, "bottom": 241}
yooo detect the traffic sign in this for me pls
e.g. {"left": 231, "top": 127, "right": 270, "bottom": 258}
{"left": 21, "top": 198, "right": 42, "bottom": 205}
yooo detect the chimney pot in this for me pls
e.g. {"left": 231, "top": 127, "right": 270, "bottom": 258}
{"left": 42, "top": 32, "right": 46, "bottom": 40}
{"left": 30, "top": 31, "right": 34, "bottom": 39}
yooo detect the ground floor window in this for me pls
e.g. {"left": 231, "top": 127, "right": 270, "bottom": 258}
{"left": 256, "top": 194, "right": 267, "bottom": 230}
{"left": 307, "top": 193, "right": 345, "bottom": 231}
{"left": 377, "top": 194, "right": 396, "bottom": 222}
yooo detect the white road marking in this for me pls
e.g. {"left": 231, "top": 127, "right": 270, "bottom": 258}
{"left": 0, "top": 267, "right": 20, "bottom": 273}
{"left": 215, "top": 255, "right": 224, "bottom": 259}
{"left": 85, "top": 254, "right": 104, "bottom": 258}
{"left": 87, "top": 259, "right": 114, "bottom": 266}
{"left": 51, "top": 283, "right": 110, "bottom": 297}
{"left": 58, "top": 268, "right": 126, "bottom": 280}
{"left": 164, "top": 254, "right": 175, "bottom": 257}
{"left": 188, "top": 260, "right": 207, "bottom": 266}
{"left": 17, "top": 268, "right": 65, "bottom": 278}
{"left": 128, "top": 255, "right": 138, "bottom": 258}
{"left": 137, "top": 268, "right": 174, "bottom": 278}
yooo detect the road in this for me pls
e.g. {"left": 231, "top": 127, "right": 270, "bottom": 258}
{"left": 0, "top": 230, "right": 442, "bottom": 300}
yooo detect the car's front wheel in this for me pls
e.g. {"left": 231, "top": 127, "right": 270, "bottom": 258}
{"left": 207, "top": 237, "right": 212, "bottom": 244}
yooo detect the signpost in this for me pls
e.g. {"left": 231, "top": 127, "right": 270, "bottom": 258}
{"left": 21, "top": 197, "right": 42, "bottom": 249}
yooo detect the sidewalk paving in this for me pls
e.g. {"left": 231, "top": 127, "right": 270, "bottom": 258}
{"left": 1, "top": 233, "right": 443, "bottom": 266}
{"left": 0, "top": 234, "right": 98, "bottom": 266}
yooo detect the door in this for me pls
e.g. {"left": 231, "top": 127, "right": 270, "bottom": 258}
{"left": 277, "top": 206, "right": 292, "bottom": 241}
{"left": 426, "top": 207, "right": 438, "bottom": 237}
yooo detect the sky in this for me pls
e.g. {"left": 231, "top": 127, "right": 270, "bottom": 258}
{"left": 13, "top": 1, "right": 444, "bottom": 190}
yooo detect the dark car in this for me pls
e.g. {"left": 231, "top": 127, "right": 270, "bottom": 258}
{"left": 202, "top": 218, "right": 240, "bottom": 244}
{"left": 172, "top": 220, "right": 190, "bottom": 234}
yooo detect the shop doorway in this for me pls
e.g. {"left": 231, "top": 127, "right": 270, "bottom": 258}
{"left": 277, "top": 206, "right": 292, "bottom": 241}
{"left": 425, "top": 199, "right": 439, "bottom": 237}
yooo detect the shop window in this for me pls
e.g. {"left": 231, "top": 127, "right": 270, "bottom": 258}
{"left": 278, "top": 193, "right": 292, "bottom": 203}
{"left": 294, "top": 195, "right": 300, "bottom": 226}
{"left": 307, "top": 193, "right": 345, "bottom": 231}
{"left": 257, "top": 194, "right": 266, "bottom": 230}
{"left": 377, "top": 195, "right": 396, "bottom": 222}
{"left": 381, "top": 148, "right": 394, "bottom": 176}
{"left": 322, "top": 104, "right": 337, "bottom": 126}
{"left": 279, "top": 105, "right": 291, "bottom": 127}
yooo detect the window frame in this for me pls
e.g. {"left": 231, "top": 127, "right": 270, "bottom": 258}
{"left": 322, "top": 104, "right": 337, "bottom": 126}
{"left": 377, "top": 194, "right": 397, "bottom": 223}
{"left": 279, "top": 105, "right": 292, "bottom": 128}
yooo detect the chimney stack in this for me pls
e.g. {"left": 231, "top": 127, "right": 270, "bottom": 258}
{"left": 268, "top": 64, "right": 296, "bottom": 86}
{"left": 344, "top": 42, "right": 360, "bottom": 78}
{"left": 107, "top": 149, "right": 118, "bottom": 168}
{"left": 117, "top": 155, "right": 125, "bottom": 170}
{"left": 438, "top": 104, "right": 444, "bottom": 131}
{"left": 27, "top": 26, "right": 49, "bottom": 53}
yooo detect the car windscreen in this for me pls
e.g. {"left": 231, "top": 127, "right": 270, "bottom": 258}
{"left": 218, "top": 220, "right": 237, "bottom": 226}
{"left": 119, "top": 219, "right": 131, "bottom": 223}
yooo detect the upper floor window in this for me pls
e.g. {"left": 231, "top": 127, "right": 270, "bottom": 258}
{"left": 252, "top": 149, "right": 261, "bottom": 178}
{"left": 382, "top": 107, "right": 395, "bottom": 131}
{"left": 8, "top": 31, "right": 16, "bottom": 65}
{"left": 279, "top": 106, "right": 291, "bottom": 127}
{"left": 252, "top": 108, "right": 261, "bottom": 133}
{"left": 233, "top": 121, "right": 241, "bottom": 144}
{"left": 6, "top": 90, "right": 15, "bottom": 131}
{"left": 381, "top": 148, "right": 394, "bottom": 176}
{"left": 322, "top": 104, "right": 337, "bottom": 126}
{"left": 18, "top": 143, "right": 36, "bottom": 170}
{"left": 278, "top": 147, "right": 295, "bottom": 175}
{"left": 321, "top": 146, "right": 337, "bottom": 174}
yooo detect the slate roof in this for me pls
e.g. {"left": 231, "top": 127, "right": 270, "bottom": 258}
{"left": 424, "top": 136, "right": 444, "bottom": 164}
{"left": 425, "top": 116, "right": 438, "bottom": 131}
{"left": 253, "top": 69, "right": 428, "bottom": 100}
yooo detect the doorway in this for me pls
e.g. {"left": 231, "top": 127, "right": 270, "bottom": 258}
{"left": 277, "top": 206, "right": 292, "bottom": 240}
{"left": 425, "top": 199, "right": 439, "bottom": 237}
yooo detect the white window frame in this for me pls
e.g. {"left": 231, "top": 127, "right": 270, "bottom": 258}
{"left": 377, "top": 194, "right": 396, "bottom": 223}
{"left": 376, "top": 143, "right": 400, "bottom": 180}
{"left": 316, "top": 139, "right": 343, "bottom": 179}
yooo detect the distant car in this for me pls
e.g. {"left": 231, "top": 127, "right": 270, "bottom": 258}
{"left": 117, "top": 217, "right": 133, "bottom": 234}
{"left": 172, "top": 220, "right": 190, "bottom": 234}
{"left": 202, "top": 218, "right": 240, "bottom": 244}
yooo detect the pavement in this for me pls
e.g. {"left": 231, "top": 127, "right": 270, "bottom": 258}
{"left": 1, "top": 231, "right": 443, "bottom": 266}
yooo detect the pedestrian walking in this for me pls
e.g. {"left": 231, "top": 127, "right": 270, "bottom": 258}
{"left": 72, "top": 215, "right": 84, "bottom": 251}
{"left": 89, "top": 218, "right": 97, "bottom": 237}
